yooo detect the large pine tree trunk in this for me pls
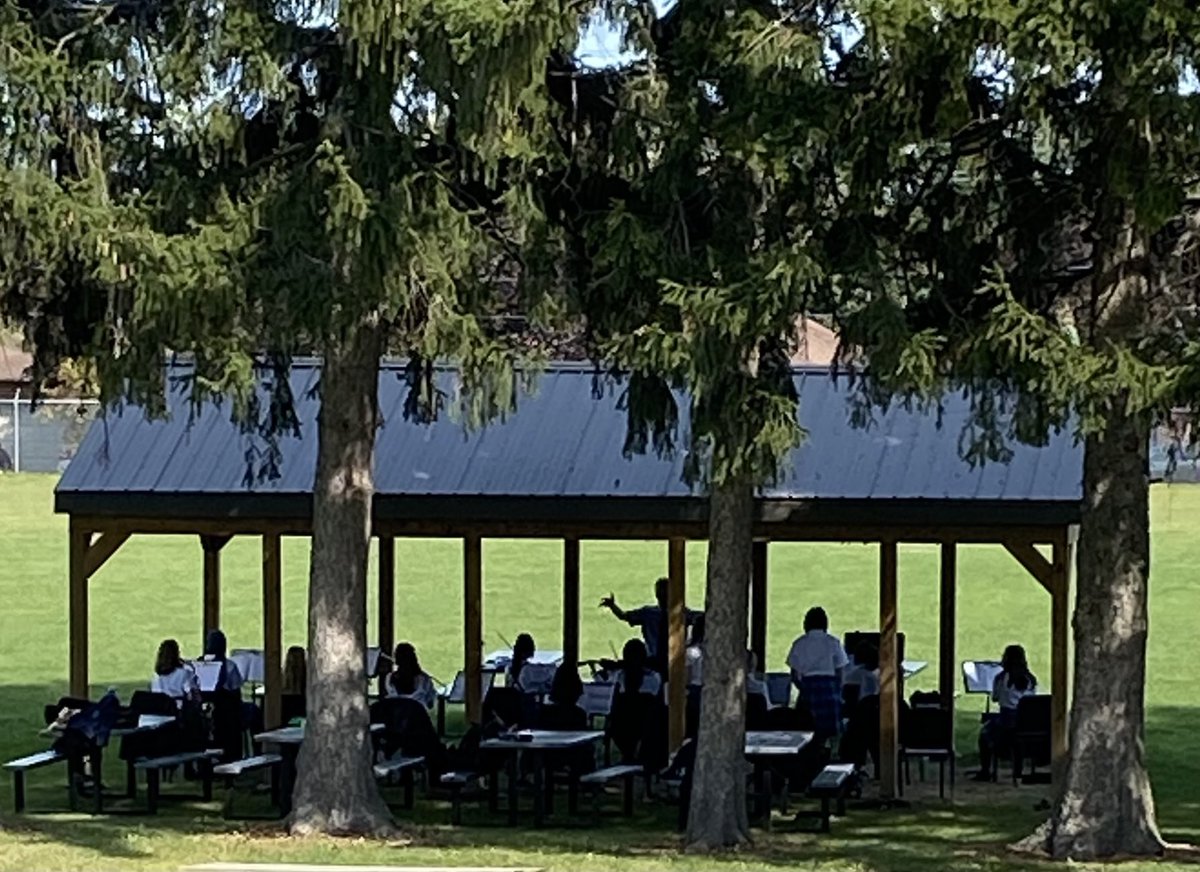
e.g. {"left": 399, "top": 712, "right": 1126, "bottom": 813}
{"left": 1027, "top": 409, "right": 1164, "bottom": 859}
{"left": 290, "top": 318, "right": 394, "bottom": 836}
{"left": 1021, "top": 194, "right": 1164, "bottom": 858}
{"left": 685, "top": 475, "right": 753, "bottom": 850}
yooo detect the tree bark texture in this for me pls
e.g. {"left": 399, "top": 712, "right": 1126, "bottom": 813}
{"left": 685, "top": 475, "right": 753, "bottom": 850}
{"left": 1024, "top": 408, "right": 1163, "bottom": 859}
{"left": 290, "top": 319, "right": 394, "bottom": 836}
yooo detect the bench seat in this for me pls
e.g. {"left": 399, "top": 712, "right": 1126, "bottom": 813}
{"left": 5, "top": 750, "right": 66, "bottom": 812}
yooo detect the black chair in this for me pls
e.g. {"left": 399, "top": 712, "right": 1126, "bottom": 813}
{"left": 482, "top": 686, "right": 535, "bottom": 730}
{"left": 607, "top": 690, "right": 667, "bottom": 772}
{"left": 1011, "top": 695, "right": 1052, "bottom": 784}
{"left": 900, "top": 705, "right": 955, "bottom": 798}
{"left": 745, "top": 691, "right": 770, "bottom": 731}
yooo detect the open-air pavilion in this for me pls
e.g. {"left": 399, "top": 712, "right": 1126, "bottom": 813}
{"left": 54, "top": 362, "right": 1083, "bottom": 797}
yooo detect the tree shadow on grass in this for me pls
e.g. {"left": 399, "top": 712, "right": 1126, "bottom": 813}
{"left": 2, "top": 682, "right": 1196, "bottom": 869}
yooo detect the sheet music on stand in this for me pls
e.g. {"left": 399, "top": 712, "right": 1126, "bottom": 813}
{"left": 962, "top": 660, "right": 1003, "bottom": 694}
{"left": 366, "top": 646, "right": 391, "bottom": 678}
{"left": 230, "top": 648, "right": 265, "bottom": 684}
{"left": 193, "top": 660, "right": 224, "bottom": 693}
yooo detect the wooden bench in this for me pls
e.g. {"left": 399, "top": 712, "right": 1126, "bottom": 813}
{"left": 440, "top": 770, "right": 481, "bottom": 825}
{"left": 803, "top": 763, "right": 855, "bottom": 832}
{"left": 4, "top": 750, "right": 66, "bottom": 813}
{"left": 134, "top": 751, "right": 216, "bottom": 813}
{"left": 579, "top": 764, "right": 642, "bottom": 817}
{"left": 212, "top": 754, "right": 282, "bottom": 817}
{"left": 373, "top": 756, "right": 424, "bottom": 808}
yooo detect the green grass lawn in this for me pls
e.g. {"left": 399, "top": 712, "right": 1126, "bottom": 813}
{"left": 0, "top": 472, "right": 1196, "bottom": 870}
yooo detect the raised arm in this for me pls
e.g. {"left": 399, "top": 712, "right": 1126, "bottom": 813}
{"left": 599, "top": 592, "right": 630, "bottom": 623}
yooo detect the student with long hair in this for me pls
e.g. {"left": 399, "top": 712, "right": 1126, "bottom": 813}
{"left": 507, "top": 633, "right": 536, "bottom": 691}
{"left": 150, "top": 639, "right": 200, "bottom": 703}
{"left": 973, "top": 644, "right": 1038, "bottom": 780}
{"left": 388, "top": 642, "right": 436, "bottom": 709}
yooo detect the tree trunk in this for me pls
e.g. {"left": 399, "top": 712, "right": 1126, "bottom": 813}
{"left": 685, "top": 475, "right": 753, "bottom": 850}
{"left": 289, "top": 318, "right": 394, "bottom": 836}
{"left": 1019, "top": 409, "right": 1163, "bottom": 859}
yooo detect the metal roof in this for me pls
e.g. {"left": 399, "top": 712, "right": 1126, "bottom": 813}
{"left": 55, "top": 363, "right": 1083, "bottom": 533}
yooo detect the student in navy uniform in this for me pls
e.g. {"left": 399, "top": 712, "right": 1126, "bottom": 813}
{"left": 600, "top": 578, "right": 701, "bottom": 673}
{"left": 786, "top": 607, "right": 848, "bottom": 741}
{"left": 973, "top": 644, "right": 1037, "bottom": 780}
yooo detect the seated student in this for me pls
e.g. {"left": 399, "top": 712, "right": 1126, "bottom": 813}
{"left": 387, "top": 642, "right": 437, "bottom": 710}
{"left": 606, "top": 639, "right": 667, "bottom": 769}
{"left": 507, "top": 633, "right": 536, "bottom": 690}
{"left": 538, "top": 664, "right": 587, "bottom": 731}
{"left": 150, "top": 639, "right": 200, "bottom": 704}
{"left": 973, "top": 644, "right": 1037, "bottom": 780}
{"left": 843, "top": 642, "right": 881, "bottom": 703}
{"left": 613, "top": 638, "right": 664, "bottom": 697}
{"left": 202, "top": 629, "right": 245, "bottom": 692}
{"left": 786, "top": 606, "right": 848, "bottom": 740}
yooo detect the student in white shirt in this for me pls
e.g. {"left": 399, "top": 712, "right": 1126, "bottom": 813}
{"left": 387, "top": 642, "right": 437, "bottom": 710}
{"left": 614, "top": 638, "right": 664, "bottom": 696}
{"left": 150, "top": 639, "right": 199, "bottom": 704}
{"left": 843, "top": 642, "right": 881, "bottom": 701}
{"left": 973, "top": 644, "right": 1037, "bottom": 780}
{"left": 786, "top": 607, "right": 849, "bottom": 737}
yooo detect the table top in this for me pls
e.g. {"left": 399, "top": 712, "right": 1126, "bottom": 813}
{"left": 256, "top": 722, "right": 383, "bottom": 745}
{"left": 480, "top": 729, "right": 604, "bottom": 751}
{"left": 744, "top": 730, "right": 814, "bottom": 756}
{"left": 112, "top": 714, "right": 176, "bottom": 737}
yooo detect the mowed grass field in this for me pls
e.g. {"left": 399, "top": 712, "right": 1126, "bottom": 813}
{"left": 0, "top": 472, "right": 1197, "bottom": 871}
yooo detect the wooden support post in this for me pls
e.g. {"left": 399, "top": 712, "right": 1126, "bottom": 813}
{"left": 750, "top": 540, "right": 768, "bottom": 672}
{"left": 879, "top": 539, "right": 900, "bottom": 799}
{"left": 69, "top": 521, "right": 90, "bottom": 699}
{"left": 667, "top": 538, "right": 687, "bottom": 754}
{"left": 939, "top": 543, "right": 957, "bottom": 710}
{"left": 1051, "top": 533, "right": 1073, "bottom": 779}
{"left": 200, "top": 535, "right": 230, "bottom": 640}
{"left": 378, "top": 536, "right": 395, "bottom": 661}
{"left": 262, "top": 534, "right": 282, "bottom": 730}
{"left": 464, "top": 534, "right": 483, "bottom": 724}
{"left": 563, "top": 538, "right": 581, "bottom": 666}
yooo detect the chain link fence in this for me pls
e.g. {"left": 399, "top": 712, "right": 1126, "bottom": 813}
{"left": 0, "top": 396, "right": 100, "bottom": 473}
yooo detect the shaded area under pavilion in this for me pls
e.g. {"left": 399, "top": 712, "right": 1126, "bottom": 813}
{"left": 54, "top": 362, "right": 1083, "bottom": 797}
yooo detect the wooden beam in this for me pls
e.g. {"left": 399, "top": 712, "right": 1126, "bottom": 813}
{"left": 378, "top": 536, "right": 395, "bottom": 660}
{"left": 563, "top": 538, "right": 581, "bottom": 666}
{"left": 750, "top": 540, "right": 768, "bottom": 671}
{"left": 879, "top": 539, "right": 900, "bottom": 799}
{"left": 200, "top": 535, "right": 230, "bottom": 639}
{"left": 68, "top": 513, "right": 1070, "bottom": 547}
{"left": 939, "top": 542, "right": 957, "bottom": 709}
{"left": 261, "top": 534, "right": 282, "bottom": 730}
{"left": 1051, "top": 535, "right": 1073, "bottom": 780}
{"left": 69, "top": 522, "right": 90, "bottom": 698}
{"left": 82, "top": 530, "right": 131, "bottom": 578}
{"left": 1004, "top": 541, "right": 1054, "bottom": 593}
{"left": 667, "top": 538, "right": 687, "bottom": 754}
{"left": 464, "top": 534, "right": 483, "bottom": 724}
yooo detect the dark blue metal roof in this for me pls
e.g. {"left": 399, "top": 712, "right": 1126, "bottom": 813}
{"left": 55, "top": 363, "right": 1083, "bottom": 531}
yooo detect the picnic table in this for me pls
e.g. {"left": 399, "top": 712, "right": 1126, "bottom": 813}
{"left": 41, "top": 713, "right": 177, "bottom": 814}
{"left": 744, "top": 730, "right": 814, "bottom": 824}
{"left": 479, "top": 729, "right": 604, "bottom": 826}
{"left": 255, "top": 723, "right": 384, "bottom": 814}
